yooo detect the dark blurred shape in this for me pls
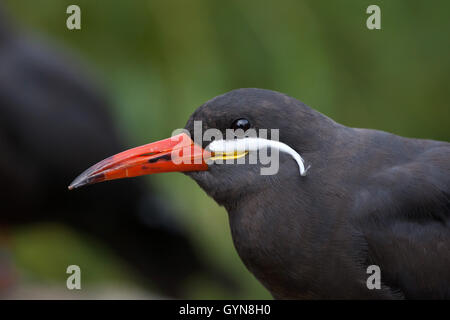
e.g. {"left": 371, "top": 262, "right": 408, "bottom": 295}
{"left": 0, "top": 7, "right": 235, "bottom": 297}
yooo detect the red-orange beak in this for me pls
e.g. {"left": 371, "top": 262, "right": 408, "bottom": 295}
{"left": 68, "top": 133, "right": 210, "bottom": 190}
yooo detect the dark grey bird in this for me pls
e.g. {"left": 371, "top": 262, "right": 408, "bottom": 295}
{"left": 70, "top": 88, "right": 450, "bottom": 299}
{"left": 0, "top": 6, "right": 236, "bottom": 298}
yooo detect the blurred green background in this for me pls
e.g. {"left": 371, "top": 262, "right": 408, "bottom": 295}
{"left": 3, "top": 0, "right": 449, "bottom": 299}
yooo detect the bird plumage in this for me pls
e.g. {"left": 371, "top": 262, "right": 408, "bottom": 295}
{"left": 184, "top": 88, "right": 450, "bottom": 299}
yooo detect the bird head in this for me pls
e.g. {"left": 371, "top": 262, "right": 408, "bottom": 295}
{"left": 69, "top": 89, "right": 332, "bottom": 204}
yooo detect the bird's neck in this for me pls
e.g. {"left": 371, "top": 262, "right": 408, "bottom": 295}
{"left": 225, "top": 164, "right": 321, "bottom": 297}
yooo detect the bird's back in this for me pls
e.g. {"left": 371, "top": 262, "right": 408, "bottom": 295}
{"left": 347, "top": 129, "right": 450, "bottom": 298}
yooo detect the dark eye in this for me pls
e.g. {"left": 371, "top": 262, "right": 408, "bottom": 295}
{"left": 231, "top": 118, "right": 251, "bottom": 131}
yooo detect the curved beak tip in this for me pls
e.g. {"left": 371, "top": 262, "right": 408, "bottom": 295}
{"left": 68, "top": 181, "right": 83, "bottom": 190}
{"left": 68, "top": 172, "right": 106, "bottom": 191}
{"left": 67, "top": 179, "right": 85, "bottom": 191}
{"left": 68, "top": 177, "right": 82, "bottom": 191}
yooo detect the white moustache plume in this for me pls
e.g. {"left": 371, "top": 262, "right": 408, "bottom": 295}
{"left": 207, "top": 138, "right": 309, "bottom": 176}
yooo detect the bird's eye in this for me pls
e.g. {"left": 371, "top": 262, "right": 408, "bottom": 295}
{"left": 231, "top": 118, "right": 251, "bottom": 131}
